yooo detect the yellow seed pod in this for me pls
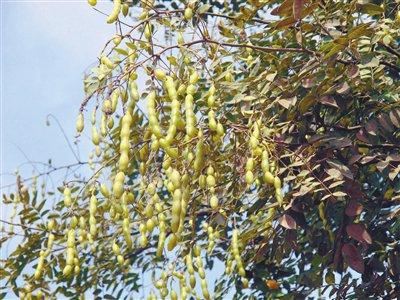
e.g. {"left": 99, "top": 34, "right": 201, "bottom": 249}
{"left": 177, "top": 32, "right": 184, "bottom": 45}
{"left": 167, "top": 234, "right": 178, "bottom": 251}
{"left": 117, "top": 254, "right": 124, "bottom": 266}
{"left": 154, "top": 69, "right": 166, "bottom": 81}
{"left": 70, "top": 216, "right": 78, "bottom": 229}
{"left": 100, "top": 183, "right": 110, "bottom": 198}
{"left": 189, "top": 275, "right": 196, "bottom": 288}
{"left": 170, "top": 169, "right": 181, "bottom": 189}
{"left": 100, "top": 55, "right": 114, "bottom": 69}
{"left": 274, "top": 176, "right": 282, "bottom": 190}
{"left": 170, "top": 290, "right": 178, "bottom": 300}
{"left": 144, "top": 23, "right": 152, "bottom": 40}
{"left": 63, "top": 187, "right": 72, "bottom": 207}
{"left": 63, "top": 265, "right": 73, "bottom": 277}
{"left": 47, "top": 219, "right": 56, "bottom": 231}
{"left": 113, "top": 35, "right": 122, "bottom": 46}
{"left": 208, "top": 111, "right": 217, "bottom": 131}
{"left": 189, "top": 71, "right": 199, "bottom": 85}
{"left": 206, "top": 175, "right": 216, "bottom": 188}
{"left": 184, "top": 7, "right": 193, "bottom": 20}
{"left": 210, "top": 195, "right": 218, "bottom": 209}
{"left": 242, "top": 277, "right": 249, "bottom": 288}
{"left": 107, "top": 0, "right": 121, "bottom": 23}
{"left": 87, "top": 0, "right": 97, "bottom": 6}
{"left": 245, "top": 170, "right": 254, "bottom": 185}
{"left": 113, "top": 171, "right": 125, "bottom": 198}
{"left": 121, "top": 3, "right": 129, "bottom": 16}
{"left": 193, "top": 245, "right": 201, "bottom": 257}
{"left": 119, "top": 152, "right": 129, "bottom": 172}
{"left": 263, "top": 171, "right": 274, "bottom": 185}
{"left": 140, "top": 234, "right": 148, "bottom": 247}
{"left": 76, "top": 113, "right": 84, "bottom": 133}
{"left": 207, "top": 95, "right": 215, "bottom": 108}
{"left": 91, "top": 125, "right": 100, "bottom": 145}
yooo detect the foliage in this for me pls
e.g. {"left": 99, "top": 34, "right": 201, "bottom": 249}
{"left": 2, "top": 0, "right": 400, "bottom": 299}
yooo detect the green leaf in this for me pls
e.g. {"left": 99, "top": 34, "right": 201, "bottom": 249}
{"left": 359, "top": 3, "right": 384, "bottom": 16}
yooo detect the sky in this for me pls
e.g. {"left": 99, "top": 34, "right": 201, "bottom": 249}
{"left": 1, "top": 0, "right": 115, "bottom": 184}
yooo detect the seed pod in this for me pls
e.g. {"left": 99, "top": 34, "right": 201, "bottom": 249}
{"left": 63, "top": 187, "right": 72, "bottom": 207}
{"left": 100, "top": 56, "right": 114, "bottom": 69}
{"left": 209, "top": 195, "right": 218, "bottom": 209}
{"left": 154, "top": 69, "right": 166, "bottom": 81}
{"left": 245, "top": 170, "right": 254, "bottom": 185}
{"left": 91, "top": 125, "right": 100, "bottom": 145}
{"left": 122, "top": 3, "right": 129, "bottom": 16}
{"left": 144, "top": 23, "right": 152, "bottom": 40}
{"left": 100, "top": 183, "right": 110, "bottom": 198}
{"left": 47, "top": 219, "right": 56, "bottom": 231}
{"left": 167, "top": 234, "right": 178, "bottom": 251}
{"left": 63, "top": 265, "right": 73, "bottom": 277}
{"left": 87, "top": 0, "right": 97, "bottom": 6}
{"left": 113, "top": 172, "right": 125, "bottom": 198}
{"left": 184, "top": 7, "right": 193, "bottom": 20}
{"left": 76, "top": 113, "right": 84, "bottom": 133}
{"left": 273, "top": 176, "right": 282, "bottom": 190}
{"left": 263, "top": 171, "right": 274, "bottom": 185}
{"left": 107, "top": 0, "right": 121, "bottom": 23}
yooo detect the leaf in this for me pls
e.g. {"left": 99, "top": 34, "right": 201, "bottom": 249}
{"left": 293, "top": 0, "right": 303, "bottom": 20}
{"left": 365, "top": 120, "right": 378, "bottom": 136}
{"left": 342, "top": 243, "right": 364, "bottom": 273}
{"left": 114, "top": 48, "right": 128, "bottom": 56}
{"left": 324, "top": 44, "right": 346, "bottom": 59}
{"left": 333, "top": 191, "right": 347, "bottom": 197}
{"left": 347, "top": 24, "right": 371, "bottom": 39}
{"left": 346, "top": 224, "right": 372, "bottom": 244}
{"left": 277, "top": 97, "right": 297, "bottom": 109}
{"left": 326, "top": 168, "right": 343, "bottom": 180}
{"left": 319, "top": 95, "right": 338, "bottom": 108}
{"left": 389, "top": 109, "right": 400, "bottom": 128}
{"left": 299, "top": 95, "right": 315, "bottom": 113}
{"left": 198, "top": 4, "right": 211, "bottom": 14}
{"left": 346, "top": 64, "right": 359, "bottom": 78}
{"left": 280, "top": 214, "right": 297, "bottom": 229}
{"left": 356, "top": 129, "right": 370, "bottom": 143}
{"left": 271, "top": 0, "right": 293, "bottom": 16}
{"left": 336, "top": 82, "right": 349, "bottom": 94}
{"left": 345, "top": 200, "right": 363, "bottom": 217}
{"left": 359, "top": 3, "right": 384, "bottom": 16}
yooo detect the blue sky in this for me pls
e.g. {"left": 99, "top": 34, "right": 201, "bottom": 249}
{"left": 1, "top": 1, "right": 114, "bottom": 185}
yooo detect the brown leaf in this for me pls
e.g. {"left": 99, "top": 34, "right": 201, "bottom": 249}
{"left": 319, "top": 95, "right": 338, "bottom": 108}
{"left": 271, "top": 0, "right": 293, "bottom": 16}
{"left": 342, "top": 243, "right": 365, "bottom": 273}
{"left": 378, "top": 114, "right": 393, "bottom": 132}
{"left": 336, "top": 82, "right": 350, "bottom": 94}
{"left": 346, "top": 64, "right": 359, "bottom": 78}
{"left": 280, "top": 214, "right": 297, "bottom": 229}
{"left": 365, "top": 120, "right": 378, "bottom": 136}
{"left": 356, "top": 129, "right": 370, "bottom": 143}
{"left": 346, "top": 224, "right": 372, "bottom": 244}
{"left": 277, "top": 97, "right": 297, "bottom": 109}
{"left": 389, "top": 109, "right": 400, "bottom": 128}
{"left": 302, "top": 77, "right": 315, "bottom": 88}
{"left": 345, "top": 200, "right": 363, "bottom": 217}
{"left": 293, "top": 0, "right": 303, "bottom": 20}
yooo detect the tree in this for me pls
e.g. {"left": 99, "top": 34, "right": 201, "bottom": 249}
{"left": 1, "top": 0, "right": 400, "bottom": 299}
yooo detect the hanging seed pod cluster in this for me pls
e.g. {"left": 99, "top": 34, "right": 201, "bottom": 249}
{"left": 3, "top": 0, "right": 400, "bottom": 299}
{"left": 69, "top": 1, "right": 287, "bottom": 297}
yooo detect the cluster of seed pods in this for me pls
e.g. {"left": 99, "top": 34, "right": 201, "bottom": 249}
{"left": 25, "top": 1, "right": 289, "bottom": 297}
